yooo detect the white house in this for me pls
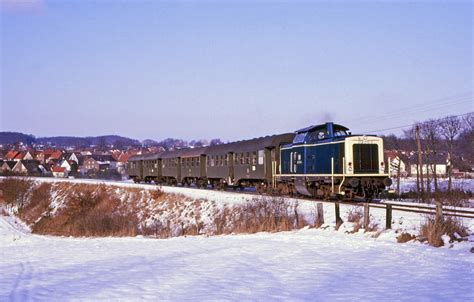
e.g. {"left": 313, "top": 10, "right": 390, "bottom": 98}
{"left": 52, "top": 166, "right": 68, "bottom": 178}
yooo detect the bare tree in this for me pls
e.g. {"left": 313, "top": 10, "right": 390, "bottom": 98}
{"left": 421, "top": 119, "right": 442, "bottom": 193}
{"left": 462, "top": 112, "right": 473, "bottom": 132}
{"left": 440, "top": 116, "right": 462, "bottom": 192}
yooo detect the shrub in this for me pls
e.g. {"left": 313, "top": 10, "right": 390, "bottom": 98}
{"left": 346, "top": 206, "right": 364, "bottom": 233}
{"left": 420, "top": 216, "right": 468, "bottom": 247}
{"left": 20, "top": 183, "right": 52, "bottom": 224}
{"left": 226, "top": 196, "right": 309, "bottom": 235}
{"left": 0, "top": 178, "right": 33, "bottom": 210}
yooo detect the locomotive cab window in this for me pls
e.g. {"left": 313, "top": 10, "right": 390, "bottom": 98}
{"left": 353, "top": 144, "right": 379, "bottom": 174}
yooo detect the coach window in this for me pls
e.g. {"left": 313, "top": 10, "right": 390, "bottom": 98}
{"left": 258, "top": 150, "right": 264, "bottom": 165}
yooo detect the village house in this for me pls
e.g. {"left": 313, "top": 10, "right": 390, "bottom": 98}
{"left": 52, "top": 166, "right": 68, "bottom": 178}
{"left": 1, "top": 160, "right": 16, "bottom": 173}
{"left": 4, "top": 150, "right": 19, "bottom": 161}
{"left": 12, "top": 160, "right": 42, "bottom": 176}
{"left": 64, "top": 152, "right": 81, "bottom": 164}
{"left": 408, "top": 154, "right": 447, "bottom": 177}
{"left": 116, "top": 152, "right": 130, "bottom": 175}
{"left": 83, "top": 154, "right": 116, "bottom": 173}
{"left": 385, "top": 151, "right": 409, "bottom": 177}
{"left": 14, "top": 150, "right": 35, "bottom": 162}
{"left": 60, "top": 159, "right": 78, "bottom": 174}
{"left": 35, "top": 151, "right": 46, "bottom": 164}
{"left": 45, "top": 150, "right": 64, "bottom": 164}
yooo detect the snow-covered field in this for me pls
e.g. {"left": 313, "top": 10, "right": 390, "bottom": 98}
{"left": 1, "top": 177, "right": 474, "bottom": 300}
{"left": 389, "top": 177, "right": 474, "bottom": 193}
{"left": 1, "top": 213, "right": 473, "bottom": 301}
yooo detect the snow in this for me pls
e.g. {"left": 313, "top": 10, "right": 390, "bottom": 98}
{"left": 1, "top": 177, "right": 474, "bottom": 300}
{"left": 390, "top": 177, "right": 474, "bottom": 193}
{"left": 1, "top": 213, "right": 473, "bottom": 301}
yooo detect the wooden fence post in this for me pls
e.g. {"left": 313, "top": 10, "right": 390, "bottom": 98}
{"left": 436, "top": 201, "right": 443, "bottom": 220}
{"left": 317, "top": 203, "right": 324, "bottom": 226}
{"left": 385, "top": 204, "right": 392, "bottom": 229}
{"left": 335, "top": 202, "right": 342, "bottom": 226}
{"left": 364, "top": 203, "right": 370, "bottom": 230}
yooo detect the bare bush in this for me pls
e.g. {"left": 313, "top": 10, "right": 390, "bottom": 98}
{"left": 20, "top": 183, "right": 52, "bottom": 224}
{"left": 227, "top": 196, "right": 310, "bottom": 234}
{"left": 31, "top": 183, "right": 139, "bottom": 237}
{"left": 420, "top": 216, "right": 468, "bottom": 247}
{"left": 0, "top": 178, "right": 34, "bottom": 210}
{"left": 346, "top": 206, "right": 364, "bottom": 233}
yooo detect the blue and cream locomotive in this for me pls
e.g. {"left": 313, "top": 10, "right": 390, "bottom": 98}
{"left": 277, "top": 122, "right": 391, "bottom": 199}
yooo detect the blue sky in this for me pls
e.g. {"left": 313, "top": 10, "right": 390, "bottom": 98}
{"left": 1, "top": 0, "right": 472, "bottom": 141}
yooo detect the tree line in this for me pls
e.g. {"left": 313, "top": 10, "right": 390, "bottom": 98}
{"left": 382, "top": 113, "right": 472, "bottom": 199}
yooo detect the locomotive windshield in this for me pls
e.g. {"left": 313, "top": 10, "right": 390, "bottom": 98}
{"left": 334, "top": 129, "right": 348, "bottom": 137}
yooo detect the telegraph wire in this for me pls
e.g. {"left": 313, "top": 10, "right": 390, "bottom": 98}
{"left": 359, "top": 111, "right": 473, "bottom": 134}
{"left": 345, "top": 91, "right": 472, "bottom": 125}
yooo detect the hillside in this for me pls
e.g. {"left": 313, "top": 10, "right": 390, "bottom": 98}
{"left": 35, "top": 135, "right": 140, "bottom": 147}
{"left": 0, "top": 132, "right": 140, "bottom": 147}
{"left": 0, "top": 132, "right": 35, "bottom": 145}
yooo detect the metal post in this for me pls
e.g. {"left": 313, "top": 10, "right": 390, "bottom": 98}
{"left": 385, "top": 204, "right": 392, "bottom": 229}
{"left": 338, "top": 157, "right": 346, "bottom": 194}
{"left": 331, "top": 157, "right": 334, "bottom": 194}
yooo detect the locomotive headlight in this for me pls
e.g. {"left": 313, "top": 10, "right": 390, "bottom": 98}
{"left": 348, "top": 162, "right": 353, "bottom": 172}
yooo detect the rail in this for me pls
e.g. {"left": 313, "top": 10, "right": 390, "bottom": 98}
{"left": 330, "top": 200, "right": 474, "bottom": 230}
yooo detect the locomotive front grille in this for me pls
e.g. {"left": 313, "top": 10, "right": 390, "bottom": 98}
{"left": 352, "top": 144, "right": 379, "bottom": 174}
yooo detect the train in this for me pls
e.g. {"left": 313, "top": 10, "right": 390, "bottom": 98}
{"left": 128, "top": 122, "right": 392, "bottom": 200}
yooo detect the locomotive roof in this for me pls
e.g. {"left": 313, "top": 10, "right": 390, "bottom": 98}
{"left": 295, "top": 123, "right": 349, "bottom": 134}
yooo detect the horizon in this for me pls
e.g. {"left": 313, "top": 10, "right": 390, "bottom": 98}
{"left": 1, "top": 1, "right": 472, "bottom": 141}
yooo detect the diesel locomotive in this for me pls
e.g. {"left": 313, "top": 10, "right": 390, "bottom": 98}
{"left": 128, "top": 122, "right": 392, "bottom": 199}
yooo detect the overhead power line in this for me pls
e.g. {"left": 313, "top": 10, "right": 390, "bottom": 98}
{"left": 345, "top": 91, "right": 473, "bottom": 125}
{"left": 359, "top": 111, "right": 473, "bottom": 134}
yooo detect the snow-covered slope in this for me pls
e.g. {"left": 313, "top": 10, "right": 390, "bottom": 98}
{"left": 1, "top": 213, "right": 473, "bottom": 301}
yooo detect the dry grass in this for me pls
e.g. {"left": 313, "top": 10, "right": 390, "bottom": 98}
{"left": 211, "top": 196, "right": 311, "bottom": 235}
{"left": 346, "top": 206, "right": 363, "bottom": 233}
{"left": 420, "top": 215, "right": 468, "bottom": 247}
{"left": 20, "top": 183, "right": 52, "bottom": 225}
{"left": 397, "top": 232, "right": 416, "bottom": 243}
{"left": 0, "top": 178, "right": 34, "bottom": 209}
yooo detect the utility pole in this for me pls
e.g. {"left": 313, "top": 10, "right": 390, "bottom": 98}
{"left": 415, "top": 125, "right": 425, "bottom": 201}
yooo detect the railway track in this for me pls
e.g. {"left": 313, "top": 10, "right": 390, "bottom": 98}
{"left": 150, "top": 181, "right": 474, "bottom": 219}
